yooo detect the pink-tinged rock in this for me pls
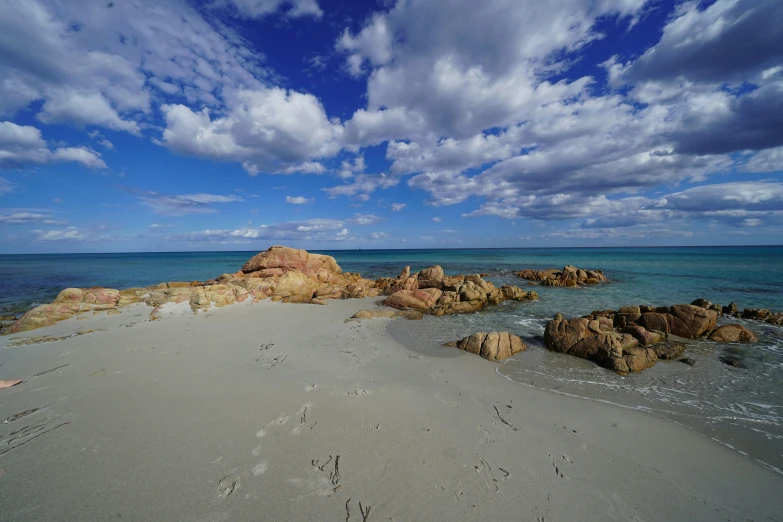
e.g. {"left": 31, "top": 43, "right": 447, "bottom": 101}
{"left": 383, "top": 288, "right": 443, "bottom": 311}
{"left": 240, "top": 246, "right": 341, "bottom": 275}
{"left": 10, "top": 303, "right": 82, "bottom": 333}
{"left": 83, "top": 288, "right": 120, "bottom": 306}
{"left": 54, "top": 288, "right": 85, "bottom": 303}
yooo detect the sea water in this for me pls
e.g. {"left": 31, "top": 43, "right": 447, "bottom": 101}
{"left": 1, "top": 246, "right": 782, "bottom": 472}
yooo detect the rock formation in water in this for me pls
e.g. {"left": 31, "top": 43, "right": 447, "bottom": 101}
{"left": 515, "top": 265, "right": 608, "bottom": 287}
{"left": 454, "top": 331, "right": 527, "bottom": 362}
{"left": 380, "top": 265, "right": 538, "bottom": 316}
{"left": 5, "top": 248, "right": 538, "bottom": 335}
{"left": 544, "top": 300, "right": 766, "bottom": 374}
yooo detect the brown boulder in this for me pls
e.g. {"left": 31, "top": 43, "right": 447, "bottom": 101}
{"left": 668, "top": 304, "right": 717, "bottom": 338}
{"left": 708, "top": 324, "right": 758, "bottom": 343}
{"left": 620, "top": 324, "right": 667, "bottom": 346}
{"left": 651, "top": 342, "right": 687, "bottom": 360}
{"left": 456, "top": 331, "right": 527, "bottom": 362}
{"left": 500, "top": 285, "right": 539, "bottom": 301}
{"left": 417, "top": 266, "right": 445, "bottom": 289}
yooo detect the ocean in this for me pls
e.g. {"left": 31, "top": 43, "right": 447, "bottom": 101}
{"left": 1, "top": 246, "right": 782, "bottom": 472}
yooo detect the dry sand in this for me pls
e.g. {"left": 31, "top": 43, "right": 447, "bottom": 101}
{"left": 0, "top": 298, "right": 781, "bottom": 521}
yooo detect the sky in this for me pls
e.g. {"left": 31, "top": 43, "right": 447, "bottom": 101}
{"left": 0, "top": 0, "right": 782, "bottom": 253}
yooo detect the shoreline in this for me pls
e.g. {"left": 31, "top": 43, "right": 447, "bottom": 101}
{"left": 1, "top": 298, "right": 781, "bottom": 520}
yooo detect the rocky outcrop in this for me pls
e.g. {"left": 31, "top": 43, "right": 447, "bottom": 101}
{"left": 590, "top": 304, "right": 717, "bottom": 340}
{"left": 516, "top": 265, "right": 607, "bottom": 287}
{"left": 382, "top": 267, "right": 537, "bottom": 316}
{"left": 708, "top": 324, "right": 758, "bottom": 343}
{"left": 455, "top": 332, "right": 527, "bottom": 362}
{"left": 544, "top": 316, "right": 658, "bottom": 374}
{"left": 6, "top": 246, "right": 388, "bottom": 334}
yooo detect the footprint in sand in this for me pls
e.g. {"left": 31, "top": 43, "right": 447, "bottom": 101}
{"left": 475, "top": 459, "right": 499, "bottom": 492}
{"left": 478, "top": 424, "right": 503, "bottom": 444}
{"left": 217, "top": 473, "right": 240, "bottom": 499}
{"left": 436, "top": 394, "right": 458, "bottom": 408}
{"left": 305, "top": 383, "right": 317, "bottom": 392}
{"left": 252, "top": 462, "right": 268, "bottom": 476}
{"left": 345, "top": 388, "right": 370, "bottom": 396}
{"left": 266, "top": 415, "right": 289, "bottom": 428}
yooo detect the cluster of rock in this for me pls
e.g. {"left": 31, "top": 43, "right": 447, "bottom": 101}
{"left": 380, "top": 265, "right": 538, "bottom": 316}
{"left": 692, "top": 299, "right": 783, "bottom": 326}
{"left": 515, "top": 265, "right": 608, "bottom": 287}
{"left": 452, "top": 331, "right": 527, "bottom": 362}
{"left": 6, "top": 246, "right": 386, "bottom": 334}
{"left": 5, "top": 247, "right": 541, "bottom": 335}
{"left": 544, "top": 301, "right": 760, "bottom": 374}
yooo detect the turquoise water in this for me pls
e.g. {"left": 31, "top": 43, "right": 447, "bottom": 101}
{"left": 1, "top": 247, "right": 782, "bottom": 472}
{"left": 2, "top": 246, "right": 782, "bottom": 315}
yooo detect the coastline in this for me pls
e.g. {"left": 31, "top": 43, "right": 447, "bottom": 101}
{"left": 1, "top": 297, "right": 781, "bottom": 520}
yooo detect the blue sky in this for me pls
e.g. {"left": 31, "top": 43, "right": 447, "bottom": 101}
{"left": 1, "top": 0, "right": 782, "bottom": 253}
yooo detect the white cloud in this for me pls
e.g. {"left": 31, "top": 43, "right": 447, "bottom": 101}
{"left": 0, "top": 121, "right": 106, "bottom": 169}
{"left": 32, "top": 226, "right": 108, "bottom": 242}
{"left": 431, "top": 217, "right": 442, "bottom": 222}
{"left": 286, "top": 195, "right": 314, "bottom": 204}
{"left": 324, "top": 173, "right": 399, "bottom": 199}
{"left": 391, "top": 203, "right": 406, "bottom": 212}
{"left": 347, "top": 213, "right": 382, "bottom": 225}
{"left": 212, "top": 0, "right": 323, "bottom": 19}
{"left": 160, "top": 88, "right": 343, "bottom": 174}
{"left": 125, "top": 188, "right": 244, "bottom": 215}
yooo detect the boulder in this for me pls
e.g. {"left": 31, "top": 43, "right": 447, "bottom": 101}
{"left": 383, "top": 288, "right": 443, "bottom": 311}
{"left": 668, "top": 304, "right": 717, "bottom": 338}
{"left": 500, "top": 285, "right": 539, "bottom": 301}
{"left": 620, "top": 324, "right": 666, "bottom": 346}
{"left": 456, "top": 332, "right": 527, "bottom": 362}
{"left": 708, "top": 324, "right": 758, "bottom": 343}
{"left": 417, "top": 266, "right": 445, "bottom": 289}
{"left": 651, "top": 342, "right": 687, "bottom": 360}
{"left": 544, "top": 315, "right": 659, "bottom": 374}
{"left": 241, "top": 246, "right": 341, "bottom": 276}
{"left": 515, "top": 266, "right": 607, "bottom": 287}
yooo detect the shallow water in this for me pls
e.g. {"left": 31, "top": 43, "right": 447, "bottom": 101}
{"left": 2, "top": 246, "right": 782, "bottom": 472}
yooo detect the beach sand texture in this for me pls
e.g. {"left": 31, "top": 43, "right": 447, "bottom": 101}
{"left": 1, "top": 297, "right": 781, "bottom": 521}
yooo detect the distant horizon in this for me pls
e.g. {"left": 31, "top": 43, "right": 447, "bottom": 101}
{"left": 2, "top": 243, "right": 782, "bottom": 257}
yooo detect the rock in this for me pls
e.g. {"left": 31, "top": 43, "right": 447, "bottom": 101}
{"left": 442, "top": 340, "right": 458, "bottom": 347}
{"left": 351, "top": 309, "right": 423, "bottom": 321}
{"left": 515, "top": 265, "right": 608, "bottom": 287}
{"left": 241, "top": 246, "right": 341, "bottom": 276}
{"left": 722, "top": 302, "right": 738, "bottom": 315}
{"left": 620, "top": 324, "right": 666, "bottom": 346}
{"left": 668, "top": 305, "right": 717, "bottom": 338}
{"left": 636, "top": 312, "right": 671, "bottom": 334}
{"left": 54, "top": 288, "right": 85, "bottom": 303}
{"left": 455, "top": 332, "right": 527, "bottom": 362}
{"left": 720, "top": 354, "right": 746, "bottom": 368}
{"left": 679, "top": 358, "right": 697, "bottom": 366}
{"left": 500, "top": 286, "right": 539, "bottom": 301}
{"left": 417, "top": 266, "right": 445, "bottom": 289}
{"left": 383, "top": 288, "right": 443, "bottom": 311}
{"left": 544, "top": 316, "right": 661, "bottom": 374}
{"left": 651, "top": 342, "right": 687, "bottom": 360}
{"left": 690, "top": 298, "right": 713, "bottom": 309}
{"left": 708, "top": 324, "right": 758, "bottom": 343}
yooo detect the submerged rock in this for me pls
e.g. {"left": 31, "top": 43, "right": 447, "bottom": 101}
{"left": 455, "top": 332, "right": 527, "bottom": 362}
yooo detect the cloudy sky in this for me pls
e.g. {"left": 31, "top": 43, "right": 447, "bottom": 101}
{"left": 1, "top": 0, "right": 782, "bottom": 253}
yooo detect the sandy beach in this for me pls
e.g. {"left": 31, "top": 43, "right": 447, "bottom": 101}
{"left": 1, "top": 297, "right": 781, "bottom": 521}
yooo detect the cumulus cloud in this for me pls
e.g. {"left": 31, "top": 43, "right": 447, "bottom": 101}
{"left": 324, "top": 173, "right": 399, "bottom": 199}
{"left": 625, "top": 0, "right": 783, "bottom": 85}
{"left": 160, "top": 88, "right": 343, "bottom": 174}
{"left": 390, "top": 203, "right": 406, "bottom": 212}
{"left": 286, "top": 195, "right": 314, "bottom": 204}
{"left": 167, "top": 218, "right": 351, "bottom": 244}
{"left": 347, "top": 213, "right": 382, "bottom": 225}
{"left": 0, "top": 121, "right": 106, "bottom": 169}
